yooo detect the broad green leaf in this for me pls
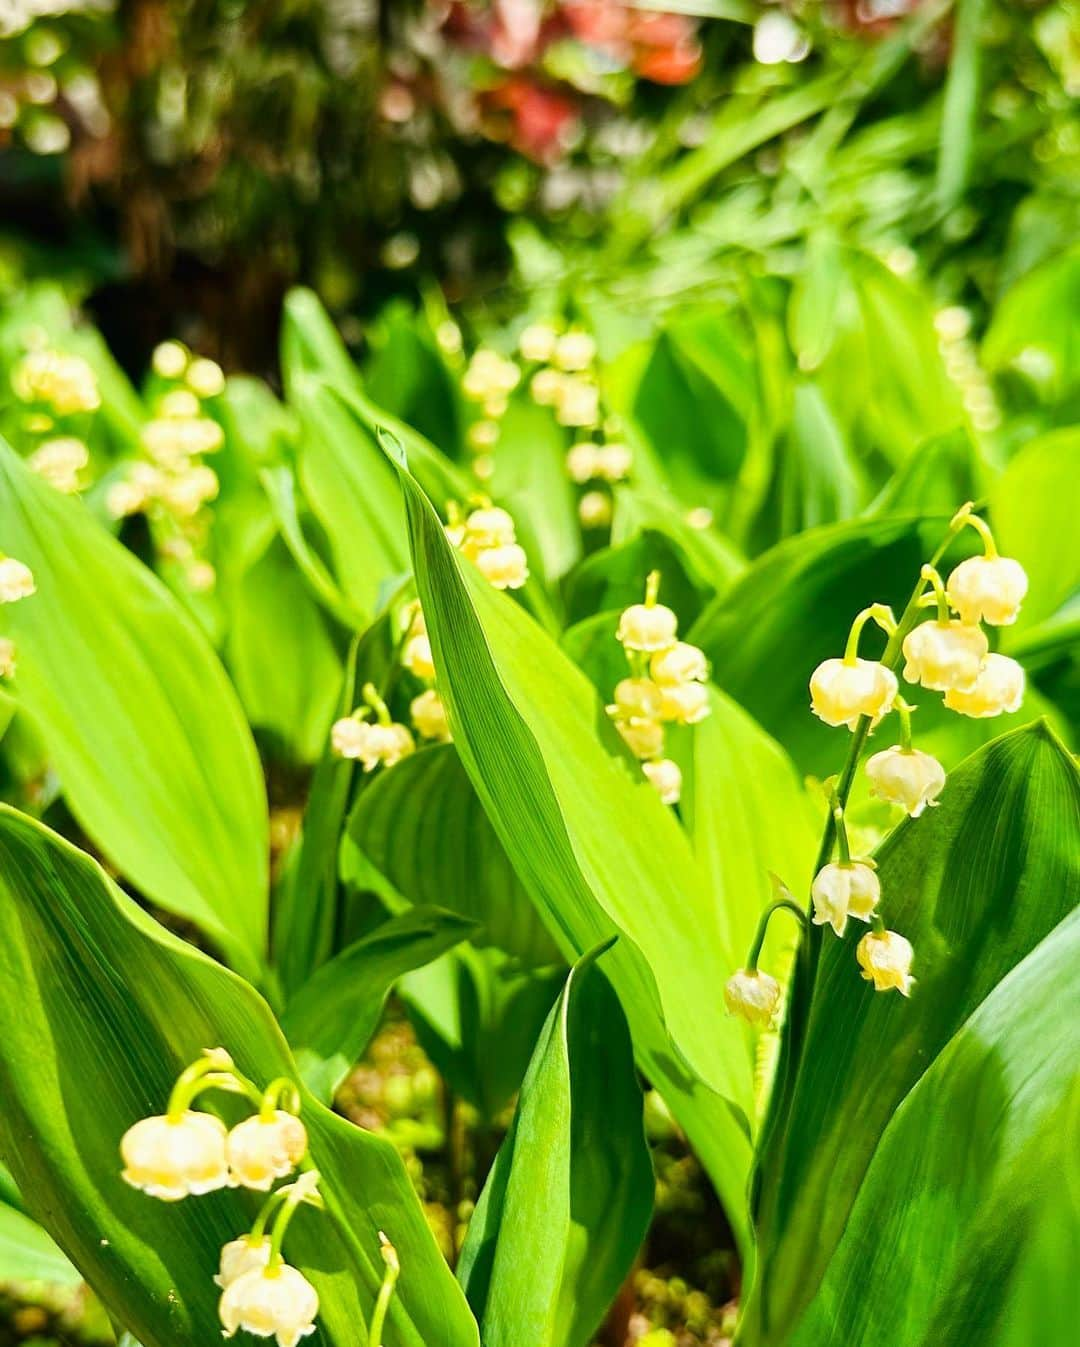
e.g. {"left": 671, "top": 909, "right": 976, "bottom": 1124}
{"left": 867, "top": 429, "right": 982, "bottom": 519}
{"left": 991, "top": 426, "right": 1080, "bottom": 637}
{"left": 0, "top": 440, "right": 268, "bottom": 978}
{"left": 491, "top": 398, "right": 580, "bottom": 583}
{"left": 388, "top": 444, "right": 755, "bottom": 1252}
{"left": 787, "top": 228, "right": 843, "bottom": 373}
{"left": 281, "top": 906, "right": 477, "bottom": 1103}
{"left": 982, "top": 244, "right": 1080, "bottom": 398}
{"left": 787, "top": 908, "right": 1080, "bottom": 1347}
{"left": 611, "top": 487, "right": 746, "bottom": 600}
{"left": 0, "top": 1199, "right": 81, "bottom": 1285}
{"left": 457, "top": 949, "right": 653, "bottom": 1347}
{"left": 743, "top": 724, "right": 1080, "bottom": 1345}
{"left": 563, "top": 530, "right": 709, "bottom": 631}
{"left": 0, "top": 807, "right": 479, "bottom": 1347}
{"left": 349, "top": 743, "right": 564, "bottom": 968}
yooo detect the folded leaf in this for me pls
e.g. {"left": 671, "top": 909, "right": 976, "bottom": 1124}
{"left": 0, "top": 440, "right": 268, "bottom": 978}
{"left": 0, "top": 807, "right": 479, "bottom": 1347}
{"left": 387, "top": 442, "right": 755, "bottom": 1253}
{"left": 457, "top": 947, "right": 653, "bottom": 1347}
{"left": 281, "top": 906, "right": 477, "bottom": 1103}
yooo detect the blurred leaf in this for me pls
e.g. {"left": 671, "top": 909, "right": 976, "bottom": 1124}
{"left": 983, "top": 244, "right": 1080, "bottom": 398}
{"left": 401, "top": 948, "right": 565, "bottom": 1123}
{"left": 563, "top": 530, "right": 708, "bottom": 630}
{"left": 281, "top": 906, "right": 477, "bottom": 1104}
{"left": 389, "top": 443, "right": 755, "bottom": 1252}
{"left": 744, "top": 724, "right": 1080, "bottom": 1345}
{"left": 365, "top": 300, "right": 465, "bottom": 452}
{"left": 457, "top": 948, "right": 653, "bottom": 1347}
{"left": 991, "top": 426, "right": 1080, "bottom": 637}
{"left": 867, "top": 429, "right": 982, "bottom": 519}
{"left": 0, "top": 1199, "right": 81, "bottom": 1285}
{"left": 935, "top": 0, "right": 986, "bottom": 212}
{"left": 491, "top": 398, "right": 581, "bottom": 583}
{"left": 0, "top": 440, "right": 268, "bottom": 979}
{"left": 611, "top": 487, "right": 746, "bottom": 599}
{"left": 788, "top": 228, "right": 844, "bottom": 373}
{"left": 349, "top": 743, "right": 564, "bottom": 969}
{"left": 0, "top": 808, "right": 480, "bottom": 1347}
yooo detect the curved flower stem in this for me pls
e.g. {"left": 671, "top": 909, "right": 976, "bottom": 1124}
{"left": 260, "top": 1076, "right": 302, "bottom": 1122}
{"left": 894, "top": 697, "right": 915, "bottom": 752}
{"left": 368, "top": 1236, "right": 401, "bottom": 1347}
{"left": 746, "top": 898, "right": 809, "bottom": 970}
{"left": 842, "top": 602, "right": 897, "bottom": 664}
{"left": 267, "top": 1171, "right": 321, "bottom": 1271}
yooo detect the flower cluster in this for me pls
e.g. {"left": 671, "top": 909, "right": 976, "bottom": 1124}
{"left": 120, "top": 1049, "right": 332, "bottom": 1347}
{"left": 28, "top": 436, "right": 89, "bottom": 493}
{"left": 331, "top": 682, "right": 415, "bottom": 771}
{"left": 0, "top": 554, "right": 37, "bottom": 679}
{"left": 107, "top": 342, "right": 227, "bottom": 593}
{"left": 460, "top": 346, "right": 521, "bottom": 478}
{"left": 401, "top": 602, "right": 452, "bottom": 744}
{"left": 12, "top": 348, "right": 100, "bottom": 417}
{"left": 608, "top": 571, "right": 711, "bottom": 806}
{"left": 445, "top": 500, "right": 530, "bottom": 591}
{"left": 566, "top": 436, "right": 632, "bottom": 531}
{"left": 522, "top": 322, "right": 600, "bottom": 430}
{"left": 726, "top": 505, "right": 1030, "bottom": 1026}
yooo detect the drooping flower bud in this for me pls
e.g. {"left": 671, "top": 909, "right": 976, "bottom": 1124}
{"left": 0, "top": 638, "right": 15, "bottom": 678}
{"left": 811, "top": 861, "right": 880, "bottom": 937}
{"left": 553, "top": 330, "right": 596, "bottom": 372}
{"left": 29, "top": 436, "right": 89, "bottom": 493}
{"left": 226, "top": 1111, "right": 308, "bottom": 1191}
{"left": 402, "top": 633, "right": 436, "bottom": 681}
{"left": 616, "top": 602, "right": 678, "bottom": 653}
{"left": 946, "top": 554, "right": 1028, "bottom": 626}
{"left": 578, "top": 490, "right": 612, "bottom": 529}
{"left": 357, "top": 723, "right": 415, "bottom": 772}
{"left": 219, "top": 1263, "right": 319, "bottom": 1347}
{"left": 120, "top": 1110, "right": 230, "bottom": 1200}
{"left": 901, "top": 619, "right": 987, "bottom": 692}
{"left": 518, "top": 322, "right": 558, "bottom": 363}
{"left": 943, "top": 653, "right": 1025, "bottom": 718}
{"left": 643, "top": 757, "right": 682, "bottom": 805}
{"left": 723, "top": 968, "right": 781, "bottom": 1027}
{"left": 186, "top": 357, "right": 226, "bottom": 399}
{"left": 411, "top": 689, "right": 451, "bottom": 742}
{"left": 474, "top": 542, "right": 530, "bottom": 590}
{"left": 650, "top": 641, "right": 708, "bottom": 686}
{"left": 809, "top": 658, "right": 898, "bottom": 730}
{"left": 0, "top": 556, "right": 36, "bottom": 604}
{"left": 609, "top": 677, "right": 663, "bottom": 720}
{"left": 215, "top": 1236, "right": 273, "bottom": 1289}
{"left": 865, "top": 745, "right": 946, "bottom": 817}
{"left": 152, "top": 340, "right": 189, "bottom": 379}
{"left": 615, "top": 716, "right": 665, "bottom": 760}
{"left": 463, "top": 506, "right": 516, "bottom": 552}
{"left": 856, "top": 929, "right": 915, "bottom": 996}
{"left": 566, "top": 441, "right": 600, "bottom": 484}
{"left": 595, "top": 442, "right": 632, "bottom": 483}
{"left": 330, "top": 717, "right": 370, "bottom": 761}
{"left": 555, "top": 375, "right": 599, "bottom": 428}
{"left": 658, "top": 679, "right": 710, "bottom": 724}
{"left": 530, "top": 368, "right": 565, "bottom": 406}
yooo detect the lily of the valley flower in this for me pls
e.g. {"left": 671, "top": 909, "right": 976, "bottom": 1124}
{"left": 609, "top": 677, "right": 663, "bottom": 720}
{"left": 219, "top": 1263, "right": 319, "bottom": 1347}
{"left": 226, "top": 1111, "right": 308, "bottom": 1192}
{"left": 462, "top": 505, "right": 516, "bottom": 553}
{"left": 29, "top": 436, "right": 89, "bottom": 493}
{"left": 553, "top": 330, "right": 596, "bottom": 372}
{"left": 411, "top": 689, "right": 451, "bottom": 742}
{"left": 330, "top": 717, "right": 414, "bottom": 770}
{"left": 946, "top": 554, "right": 1028, "bottom": 626}
{"left": 943, "top": 652, "right": 1025, "bottom": 718}
{"left": 650, "top": 641, "right": 708, "bottom": 686}
{"left": 402, "top": 633, "right": 436, "bottom": 681}
{"left": 474, "top": 542, "right": 529, "bottom": 590}
{"left": 0, "top": 556, "right": 36, "bottom": 604}
{"left": 120, "top": 1110, "right": 230, "bottom": 1201}
{"left": 901, "top": 618, "right": 988, "bottom": 692}
{"left": 215, "top": 1235, "right": 273, "bottom": 1289}
{"left": 0, "top": 638, "right": 14, "bottom": 678}
{"left": 809, "top": 657, "right": 898, "bottom": 731}
{"left": 811, "top": 860, "right": 880, "bottom": 937}
{"left": 643, "top": 757, "right": 682, "bottom": 805}
{"left": 658, "top": 681, "right": 710, "bottom": 725}
{"left": 865, "top": 745, "right": 946, "bottom": 817}
{"left": 723, "top": 968, "right": 781, "bottom": 1027}
{"left": 617, "top": 601, "right": 678, "bottom": 653}
{"left": 857, "top": 929, "right": 915, "bottom": 996}
{"left": 518, "top": 322, "right": 558, "bottom": 363}
{"left": 615, "top": 716, "right": 665, "bottom": 761}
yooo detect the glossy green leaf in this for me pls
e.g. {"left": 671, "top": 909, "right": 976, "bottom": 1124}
{"left": 743, "top": 723, "right": 1080, "bottom": 1345}
{"left": 388, "top": 444, "right": 755, "bottom": 1252}
{"left": 457, "top": 948, "right": 653, "bottom": 1347}
{"left": 784, "top": 907, "right": 1080, "bottom": 1347}
{"left": 281, "top": 906, "right": 477, "bottom": 1103}
{"left": 0, "top": 807, "right": 479, "bottom": 1347}
{"left": 349, "top": 743, "right": 563, "bottom": 968}
{"left": 0, "top": 440, "right": 268, "bottom": 978}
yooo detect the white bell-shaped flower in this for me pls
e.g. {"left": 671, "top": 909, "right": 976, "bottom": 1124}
{"left": 518, "top": 322, "right": 558, "bottom": 363}
{"left": 402, "top": 633, "right": 436, "bottom": 681}
{"left": 0, "top": 557, "right": 36, "bottom": 604}
{"left": 565, "top": 442, "right": 600, "bottom": 484}
{"left": 616, "top": 602, "right": 678, "bottom": 653}
{"left": 330, "top": 717, "right": 370, "bottom": 761}
{"left": 865, "top": 745, "right": 946, "bottom": 817}
{"left": 215, "top": 1235, "right": 273, "bottom": 1288}
{"left": 463, "top": 506, "right": 516, "bottom": 552}
{"left": 226, "top": 1111, "right": 308, "bottom": 1191}
{"left": 475, "top": 543, "right": 529, "bottom": 590}
{"left": 723, "top": 968, "right": 781, "bottom": 1027}
{"left": 411, "top": 689, "right": 451, "bottom": 742}
{"left": 809, "top": 658, "right": 898, "bottom": 730}
{"left": 595, "top": 442, "right": 632, "bottom": 483}
{"left": 219, "top": 1262, "right": 319, "bottom": 1347}
{"left": 658, "top": 681, "right": 711, "bottom": 725}
{"left": 943, "top": 653, "right": 1025, "bottom": 718}
{"left": 120, "top": 1110, "right": 229, "bottom": 1200}
{"left": 615, "top": 717, "right": 665, "bottom": 761}
{"left": 609, "top": 677, "right": 663, "bottom": 720}
{"left": 811, "top": 861, "right": 880, "bottom": 937}
{"left": 0, "top": 638, "right": 15, "bottom": 678}
{"left": 901, "top": 619, "right": 988, "bottom": 692}
{"left": 650, "top": 641, "right": 708, "bottom": 686}
{"left": 643, "top": 757, "right": 682, "bottom": 805}
{"left": 857, "top": 929, "right": 915, "bottom": 996}
{"left": 553, "top": 330, "right": 596, "bottom": 372}
{"left": 946, "top": 554, "right": 1028, "bottom": 626}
